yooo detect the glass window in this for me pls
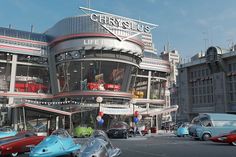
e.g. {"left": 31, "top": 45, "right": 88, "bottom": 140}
{"left": 17, "top": 54, "right": 48, "bottom": 65}
{"left": 56, "top": 60, "right": 137, "bottom": 93}
{"left": 0, "top": 52, "right": 12, "bottom": 61}
{"left": 214, "top": 120, "right": 236, "bottom": 127}
{"left": 149, "top": 79, "right": 166, "bottom": 99}
{"left": 132, "top": 77, "right": 148, "bottom": 99}
{"left": 229, "top": 64, "right": 232, "bottom": 72}
{"left": 15, "top": 65, "right": 50, "bottom": 93}
{"left": 0, "top": 62, "right": 11, "bottom": 91}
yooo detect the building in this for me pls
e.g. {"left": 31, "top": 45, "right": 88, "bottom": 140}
{"left": 160, "top": 49, "right": 180, "bottom": 122}
{"left": 0, "top": 7, "right": 177, "bottom": 131}
{"left": 178, "top": 45, "right": 236, "bottom": 121}
{"left": 161, "top": 49, "right": 180, "bottom": 86}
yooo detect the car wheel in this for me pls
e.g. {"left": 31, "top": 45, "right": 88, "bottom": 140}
{"left": 202, "top": 133, "right": 211, "bottom": 141}
{"left": 11, "top": 152, "right": 18, "bottom": 157}
{"left": 231, "top": 141, "right": 236, "bottom": 146}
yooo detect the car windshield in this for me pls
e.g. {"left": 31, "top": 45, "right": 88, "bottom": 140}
{"left": 181, "top": 123, "right": 190, "bottom": 127}
{"left": 81, "top": 138, "right": 105, "bottom": 153}
{"left": 51, "top": 129, "right": 70, "bottom": 138}
{"left": 0, "top": 127, "right": 12, "bottom": 132}
{"left": 110, "top": 122, "right": 129, "bottom": 129}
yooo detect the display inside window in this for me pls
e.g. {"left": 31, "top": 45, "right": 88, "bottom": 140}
{"left": 56, "top": 61, "right": 137, "bottom": 93}
{"left": 15, "top": 65, "right": 50, "bottom": 93}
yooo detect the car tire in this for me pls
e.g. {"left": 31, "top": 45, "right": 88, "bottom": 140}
{"left": 11, "top": 152, "right": 18, "bottom": 157}
{"left": 231, "top": 141, "right": 236, "bottom": 146}
{"left": 202, "top": 133, "right": 211, "bottom": 141}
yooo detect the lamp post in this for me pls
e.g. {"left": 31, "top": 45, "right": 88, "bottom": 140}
{"left": 96, "top": 97, "right": 103, "bottom": 129}
{"left": 96, "top": 96, "right": 103, "bottom": 110}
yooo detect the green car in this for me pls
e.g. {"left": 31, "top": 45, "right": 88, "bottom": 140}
{"left": 74, "top": 126, "right": 94, "bottom": 138}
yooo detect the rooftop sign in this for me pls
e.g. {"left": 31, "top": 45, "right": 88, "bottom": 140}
{"left": 80, "top": 7, "right": 158, "bottom": 42}
{"left": 90, "top": 13, "right": 151, "bottom": 33}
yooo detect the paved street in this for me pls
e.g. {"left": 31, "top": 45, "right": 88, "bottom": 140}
{"left": 18, "top": 132, "right": 236, "bottom": 157}
{"left": 111, "top": 133, "right": 236, "bottom": 157}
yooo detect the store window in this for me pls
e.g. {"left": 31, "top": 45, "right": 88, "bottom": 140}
{"left": 15, "top": 65, "right": 50, "bottom": 93}
{"left": 0, "top": 62, "right": 11, "bottom": 91}
{"left": 0, "top": 52, "right": 12, "bottom": 61}
{"left": 56, "top": 60, "right": 137, "bottom": 93}
{"left": 133, "top": 77, "right": 148, "bottom": 99}
{"left": 150, "top": 78, "right": 166, "bottom": 99}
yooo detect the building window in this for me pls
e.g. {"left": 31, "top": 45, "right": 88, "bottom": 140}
{"left": 15, "top": 65, "right": 50, "bottom": 93}
{"left": 56, "top": 60, "right": 137, "bottom": 93}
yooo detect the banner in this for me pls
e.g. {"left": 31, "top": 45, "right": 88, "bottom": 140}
{"left": 100, "top": 107, "right": 134, "bottom": 115}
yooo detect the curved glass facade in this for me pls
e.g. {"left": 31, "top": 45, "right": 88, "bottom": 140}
{"left": 56, "top": 60, "right": 137, "bottom": 93}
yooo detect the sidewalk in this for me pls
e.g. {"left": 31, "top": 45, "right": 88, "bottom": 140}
{"left": 149, "top": 130, "right": 175, "bottom": 137}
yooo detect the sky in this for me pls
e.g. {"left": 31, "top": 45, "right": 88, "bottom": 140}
{"left": 0, "top": 0, "right": 236, "bottom": 59}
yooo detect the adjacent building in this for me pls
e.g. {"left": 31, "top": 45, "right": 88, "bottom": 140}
{"left": 177, "top": 46, "right": 236, "bottom": 121}
{"left": 160, "top": 49, "right": 180, "bottom": 122}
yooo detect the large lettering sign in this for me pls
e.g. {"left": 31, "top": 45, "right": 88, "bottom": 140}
{"left": 80, "top": 7, "right": 158, "bottom": 42}
{"left": 90, "top": 13, "right": 150, "bottom": 33}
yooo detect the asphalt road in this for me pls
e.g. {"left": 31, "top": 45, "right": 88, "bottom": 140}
{"left": 18, "top": 134, "right": 236, "bottom": 157}
{"left": 111, "top": 134, "right": 236, "bottom": 157}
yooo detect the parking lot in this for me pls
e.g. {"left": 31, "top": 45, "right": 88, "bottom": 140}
{"left": 18, "top": 132, "right": 236, "bottom": 157}
{"left": 111, "top": 133, "right": 236, "bottom": 157}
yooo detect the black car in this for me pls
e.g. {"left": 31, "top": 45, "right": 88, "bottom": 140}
{"left": 106, "top": 121, "right": 133, "bottom": 139}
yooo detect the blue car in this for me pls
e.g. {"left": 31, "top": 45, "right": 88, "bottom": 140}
{"left": 0, "top": 126, "right": 17, "bottom": 138}
{"left": 176, "top": 123, "right": 189, "bottom": 137}
{"left": 29, "top": 129, "right": 81, "bottom": 157}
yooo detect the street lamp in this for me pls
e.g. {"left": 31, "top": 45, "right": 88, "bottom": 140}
{"left": 96, "top": 96, "right": 103, "bottom": 111}
{"left": 96, "top": 97, "right": 103, "bottom": 129}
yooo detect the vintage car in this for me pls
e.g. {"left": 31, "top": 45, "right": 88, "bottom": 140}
{"left": 15, "top": 80, "right": 48, "bottom": 93}
{"left": 209, "top": 130, "right": 236, "bottom": 145}
{"left": 0, "top": 131, "right": 45, "bottom": 156}
{"left": 104, "top": 84, "right": 121, "bottom": 91}
{"left": 0, "top": 126, "right": 17, "bottom": 139}
{"left": 29, "top": 129, "right": 81, "bottom": 157}
{"left": 87, "top": 82, "right": 105, "bottom": 90}
{"left": 77, "top": 130, "right": 121, "bottom": 157}
{"left": 106, "top": 121, "right": 133, "bottom": 139}
{"left": 176, "top": 123, "right": 190, "bottom": 137}
{"left": 74, "top": 126, "right": 94, "bottom": 138}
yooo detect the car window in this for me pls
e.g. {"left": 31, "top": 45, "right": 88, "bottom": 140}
{"left": 110, "top": 122, "right": 129, "bottom": 129}
{"left": 52, "top": 129, "right": 70, "bottom": 138}
{"left": 201, "top": 120, "right": 212, "bottom": 127}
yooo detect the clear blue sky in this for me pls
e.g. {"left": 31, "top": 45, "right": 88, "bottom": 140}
{"left": 0, "top": 0, "right": 236, "bottom": 59}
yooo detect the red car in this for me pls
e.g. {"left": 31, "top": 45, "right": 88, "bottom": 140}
{"left": 0, "top": 131, "right": 45, "bottom": 156}
{"left": 87, "top": 82, "right": 100, "bottom": 90}
{"left": 15, "top": 81, "right": 48, "bottom": 93}
{"left": 209, "top": 130, "right": 236, "bottom": 146}
{"left": 104, "top": 84, "right": 121, "bottom": 91}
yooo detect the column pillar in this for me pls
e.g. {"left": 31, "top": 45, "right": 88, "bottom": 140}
{"left": 56, "top": 116, "right": 59, "bottom": 130}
